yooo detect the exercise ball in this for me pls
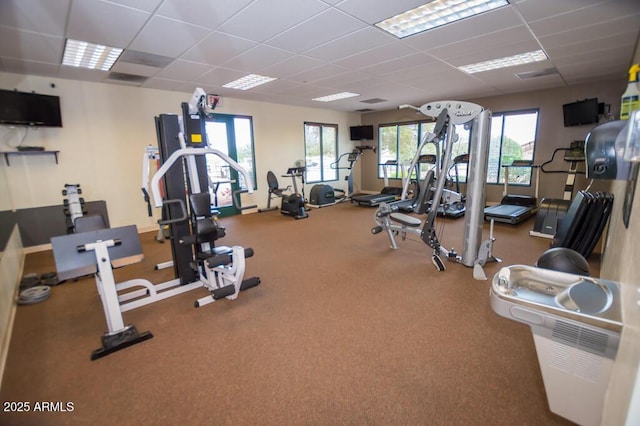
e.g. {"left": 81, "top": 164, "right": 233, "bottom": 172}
{"left": 535, "top": 247, "right": 590, "bottom": 276}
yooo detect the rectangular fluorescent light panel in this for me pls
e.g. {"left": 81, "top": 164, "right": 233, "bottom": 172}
{"left": 62, "top": 39, "right": 123, "bottom": 71}
{"left": 458, "top": 49, "right": 548, "bottom": 73}
{"left": 222, "top": 74, "right": 277, "bottom": 90}
{"left": 376, "top": 0, "right": 509, "bottom": 38}
{"left": 312, "top": 92, "right": 360, "bottom": 102}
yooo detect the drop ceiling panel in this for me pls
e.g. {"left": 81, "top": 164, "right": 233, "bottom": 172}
{"left": 67, "top": 0, "right": 151, "bottom": 47}
{"left": 304, "top": 27, "right": 397, "bottom": 62}
{"left": 261, "top": 55, "right": 325, "bottom": 78}
{"left": 0, "top": 0, "right": 70, "bottom": 36}
{"left": 0, "top": 27, "right": 63, "bottom": 64}
{"left": 514, "top": 0, "right": 603, "bottom": 22}
{"left": 155, "top": 59, "right": 212, "bottom": 81}
{"left": 222, "top": 45, "right": 292, "bottom": 72}
{"left": 360, "top": 52, "right": 438, "bottom": 76}
{"left": 218, "top": 0, "right": 328, "bottom": 42}
{"left": 156, "top": 0, "right": 254, "bottom": 29}
{"left": 266, "top": 9, "right": 367, "bottom": 53}
{"left": 181, "top": 32, "right": 257, "bottom": 65}
{"left": 405, "top": 6, "right": 522, "bottom": 52}
{"left": 335, "top": 0, "right": 436, "bottom": 25}
{"left": 0, "top": 0, "right": 636, "bottom": 113}
{"left": 334, "top": 42, "right": 419, "bottom": 70}
{"left": 426, "top": 26, "right": 533, "bottom": 61}
{"left": 129, "top": 16, "right": 211, "bottom": 58}
{"left": 0, "top": 58, "right": 61, "bottom": 77}
{"left": 528, "top": 0, "right": 640, "bottom": 37}
{"left": 287, "top": 63, "right": 352, "bottom": 84}
{"left": 539, "top": 16, "right": 640, "bottom": 49}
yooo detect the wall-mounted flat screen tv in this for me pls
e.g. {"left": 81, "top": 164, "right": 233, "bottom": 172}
{"left": 562, "top": 98, "right": 599, "bottom": 127}
{"left": 0, "top": 89, "right": 63, "bottom": 127}
{"left": 350, "top": 125, "right": 374, "bottom": 140}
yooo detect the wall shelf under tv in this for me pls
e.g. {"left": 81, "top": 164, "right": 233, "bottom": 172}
{"left": 1, "top": 150, "right": 60, "bottom": 166}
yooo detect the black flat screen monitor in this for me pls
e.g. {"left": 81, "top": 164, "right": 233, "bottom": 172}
{"left": 0, "top": 89, "right": 63, "bottom": 127}
{"left": 562, "top": 98, "right": 599, "bottom": 127}
{"left": 350, "top": 125, "right": 374, "bottom": 140}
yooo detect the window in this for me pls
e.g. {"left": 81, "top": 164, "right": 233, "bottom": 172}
{"left": 487, "top": 110, "right": 539, "bottom": 185}
{"left": 378, "top": 121, "right": 470, "bottom": 182}
{"left": 304, "top": 122, "right": 338, "bottom": 183}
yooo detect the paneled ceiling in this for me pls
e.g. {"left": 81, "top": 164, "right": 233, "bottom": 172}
{"left": 0, "top": 0, "right": 638, "bottom": 112}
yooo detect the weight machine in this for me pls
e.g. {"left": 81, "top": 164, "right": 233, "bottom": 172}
{"left": 52, "top": 88, "right": 261, "bottom": 360}
{"left": 372, "top": 100, "right": 498, "bottom": 279}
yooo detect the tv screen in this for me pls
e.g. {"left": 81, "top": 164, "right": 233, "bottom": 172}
{"left": 562, "top": 98, "right": 599, "bottom": 127}
{"left": 0, "top": 89, "right": 63, "bottom": 127}
{"left": 350, "top": 125, "right": 374, "bottom": 140}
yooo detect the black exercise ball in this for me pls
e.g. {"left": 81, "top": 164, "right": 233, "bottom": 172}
{"left": 535, "top": 248, "right": 590, "bottom": 276}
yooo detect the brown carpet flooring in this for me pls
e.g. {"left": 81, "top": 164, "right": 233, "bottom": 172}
{"left": 1, "top": 202, "right": 598, "bottom": 425}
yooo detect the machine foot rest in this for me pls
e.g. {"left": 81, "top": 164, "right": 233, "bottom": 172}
{"left": 240, "top": 277, "right": 261, "bottom": 291}
{"left": 91, "top": 325, "right": 153, "bottom": 361}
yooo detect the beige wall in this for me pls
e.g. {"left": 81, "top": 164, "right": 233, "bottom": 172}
{"left": 0, "top": 72, "right": 359, "bottom": 233}
{"left": 600, "top": 47, "right": 640, "bottom": 425}
{"left": 360, "top": 79, "right": 625, "bottom": 202}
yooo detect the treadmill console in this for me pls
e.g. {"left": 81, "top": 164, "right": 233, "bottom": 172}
{"left": 564, "top": 140, "right": 585, "bottom": 162}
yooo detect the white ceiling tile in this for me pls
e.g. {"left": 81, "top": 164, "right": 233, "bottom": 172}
{"left": 195, "top": 67, "right": 248, "bottom": 86}
{"left": 106, "top": 0, "right": 164, "bottom": 13}
{"left": 181, "top": 32, "right": 257, "bottom": 65}
{"left": 528, "top": 0, "right": 640, "bottom": 37}
{"left": 426, "top": 26, "right": 533, "bottom": 60}
{"left": 335, "top": 0, "right": 435, "bottom": 25}
{"left": 156, "top": 60, "right": 212, "bottom": 81}
{"left": 223, "top": 45, "right": 293, "bottom": 72}
{"left": 157, "top": 0, "right": 255, "bottom": 30}
{"left": 57, "top": 66, "right": 109, "bottom": 82}
{"left": 405, "top": 7, "right": 522, "bottom": 51}
{"left": 110, "top": 61, "right": 161, "bottom": 77}
{"left": 445, "top": 40, "right": 543, "bottom": 67}
{"left": 360, "top": 52, "right": 437, "bottom": 76}
{"left": 262, "top": 55, "right": 325, "bottom": 78}
{"left": 287, "top": 63, "right": 351, "bottom": 83}
{"left": 514, "top": 0, "right": 604, "bottom": 23}
{"left": 67, "top": 0, "right": 151, "bottom": 47}
{"left": 538, "top": 15, "right": 640, "bottom": 49}
{"left": 0, "top": 27, "right": 63, "bottom": 64}
{"left": 0, "top": 0, "right": 69, "bottom": 36}
{"left": 266, "top": 9, "right": 367, "bottom": 53}
{"left": 304, "top": 27, "right": 397, "bottom": 61}
{"left": 129, "top": 16, "right": 211, "bottom": 58}
{"left": 335, "top": 42, "right": 419, "bottom": 70}
{"left": 312, "top": 71, "right": 370, "bottom": 88}
{"left": 550, "top": 44, "right": 634, "bottom": 68}
{"left": 218, "top": 0, "right": 329, "bottom": 42}
{"left": 0, "top": 58, "right": 61, "bottom": 77}
{"left": 248, "top": 79, "right": 305, "bottom": 94}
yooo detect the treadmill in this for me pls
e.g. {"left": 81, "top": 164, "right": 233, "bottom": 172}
{"left": 484, "top": 159, "right": 539, "bottom": 224}
{"left": 351, "top": 160, "right": 402, "bottom": 207}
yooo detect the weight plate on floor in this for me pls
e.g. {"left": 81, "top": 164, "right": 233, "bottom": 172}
{"left": 18, "top": 286, "right": 51, "bottom": 305}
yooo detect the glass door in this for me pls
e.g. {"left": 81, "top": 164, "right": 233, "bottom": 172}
{"left": 205, "top": 114, "right": 256, "bottom": 217}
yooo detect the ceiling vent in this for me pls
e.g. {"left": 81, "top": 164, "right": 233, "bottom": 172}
{"left": 355, "top": 108, "right": 375, "bottom": 112}
{"left": 361, "top": 98, "right": 387, "bottom": 104}
{"left": 515, "top": 67, "right": 558, "bottom": 79}
{"left": 107, "top": 72, "right": 149, "bottom": 84}
{"left": 118, "top": 50, "right": 174, "bottom": 68}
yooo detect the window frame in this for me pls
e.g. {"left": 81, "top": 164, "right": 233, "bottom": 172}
{"left": 304, "top": 121, "right": 338, "bottom": 183}
{"left": 487, "top": 108, "right": 540, "bottom": 187}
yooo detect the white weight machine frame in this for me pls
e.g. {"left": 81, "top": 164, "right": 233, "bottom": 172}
{"left": 372, "top": 100, "right": 499, "bottom": 279}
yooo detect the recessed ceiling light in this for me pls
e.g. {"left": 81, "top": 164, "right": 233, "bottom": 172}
{"left": 62, "top": 39, "right": 123, "bottom": 71}
{"left": 312, "top": 92, "right": 360, "bottom": 102}
{"left": 375, "top": 0, "right": 509, "bottom": 39}
{"left": 222, "top": 74, "right": 277, "bottom": 90}
{"left": 458, "top": 50, "right": 548, "bottom": 73}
